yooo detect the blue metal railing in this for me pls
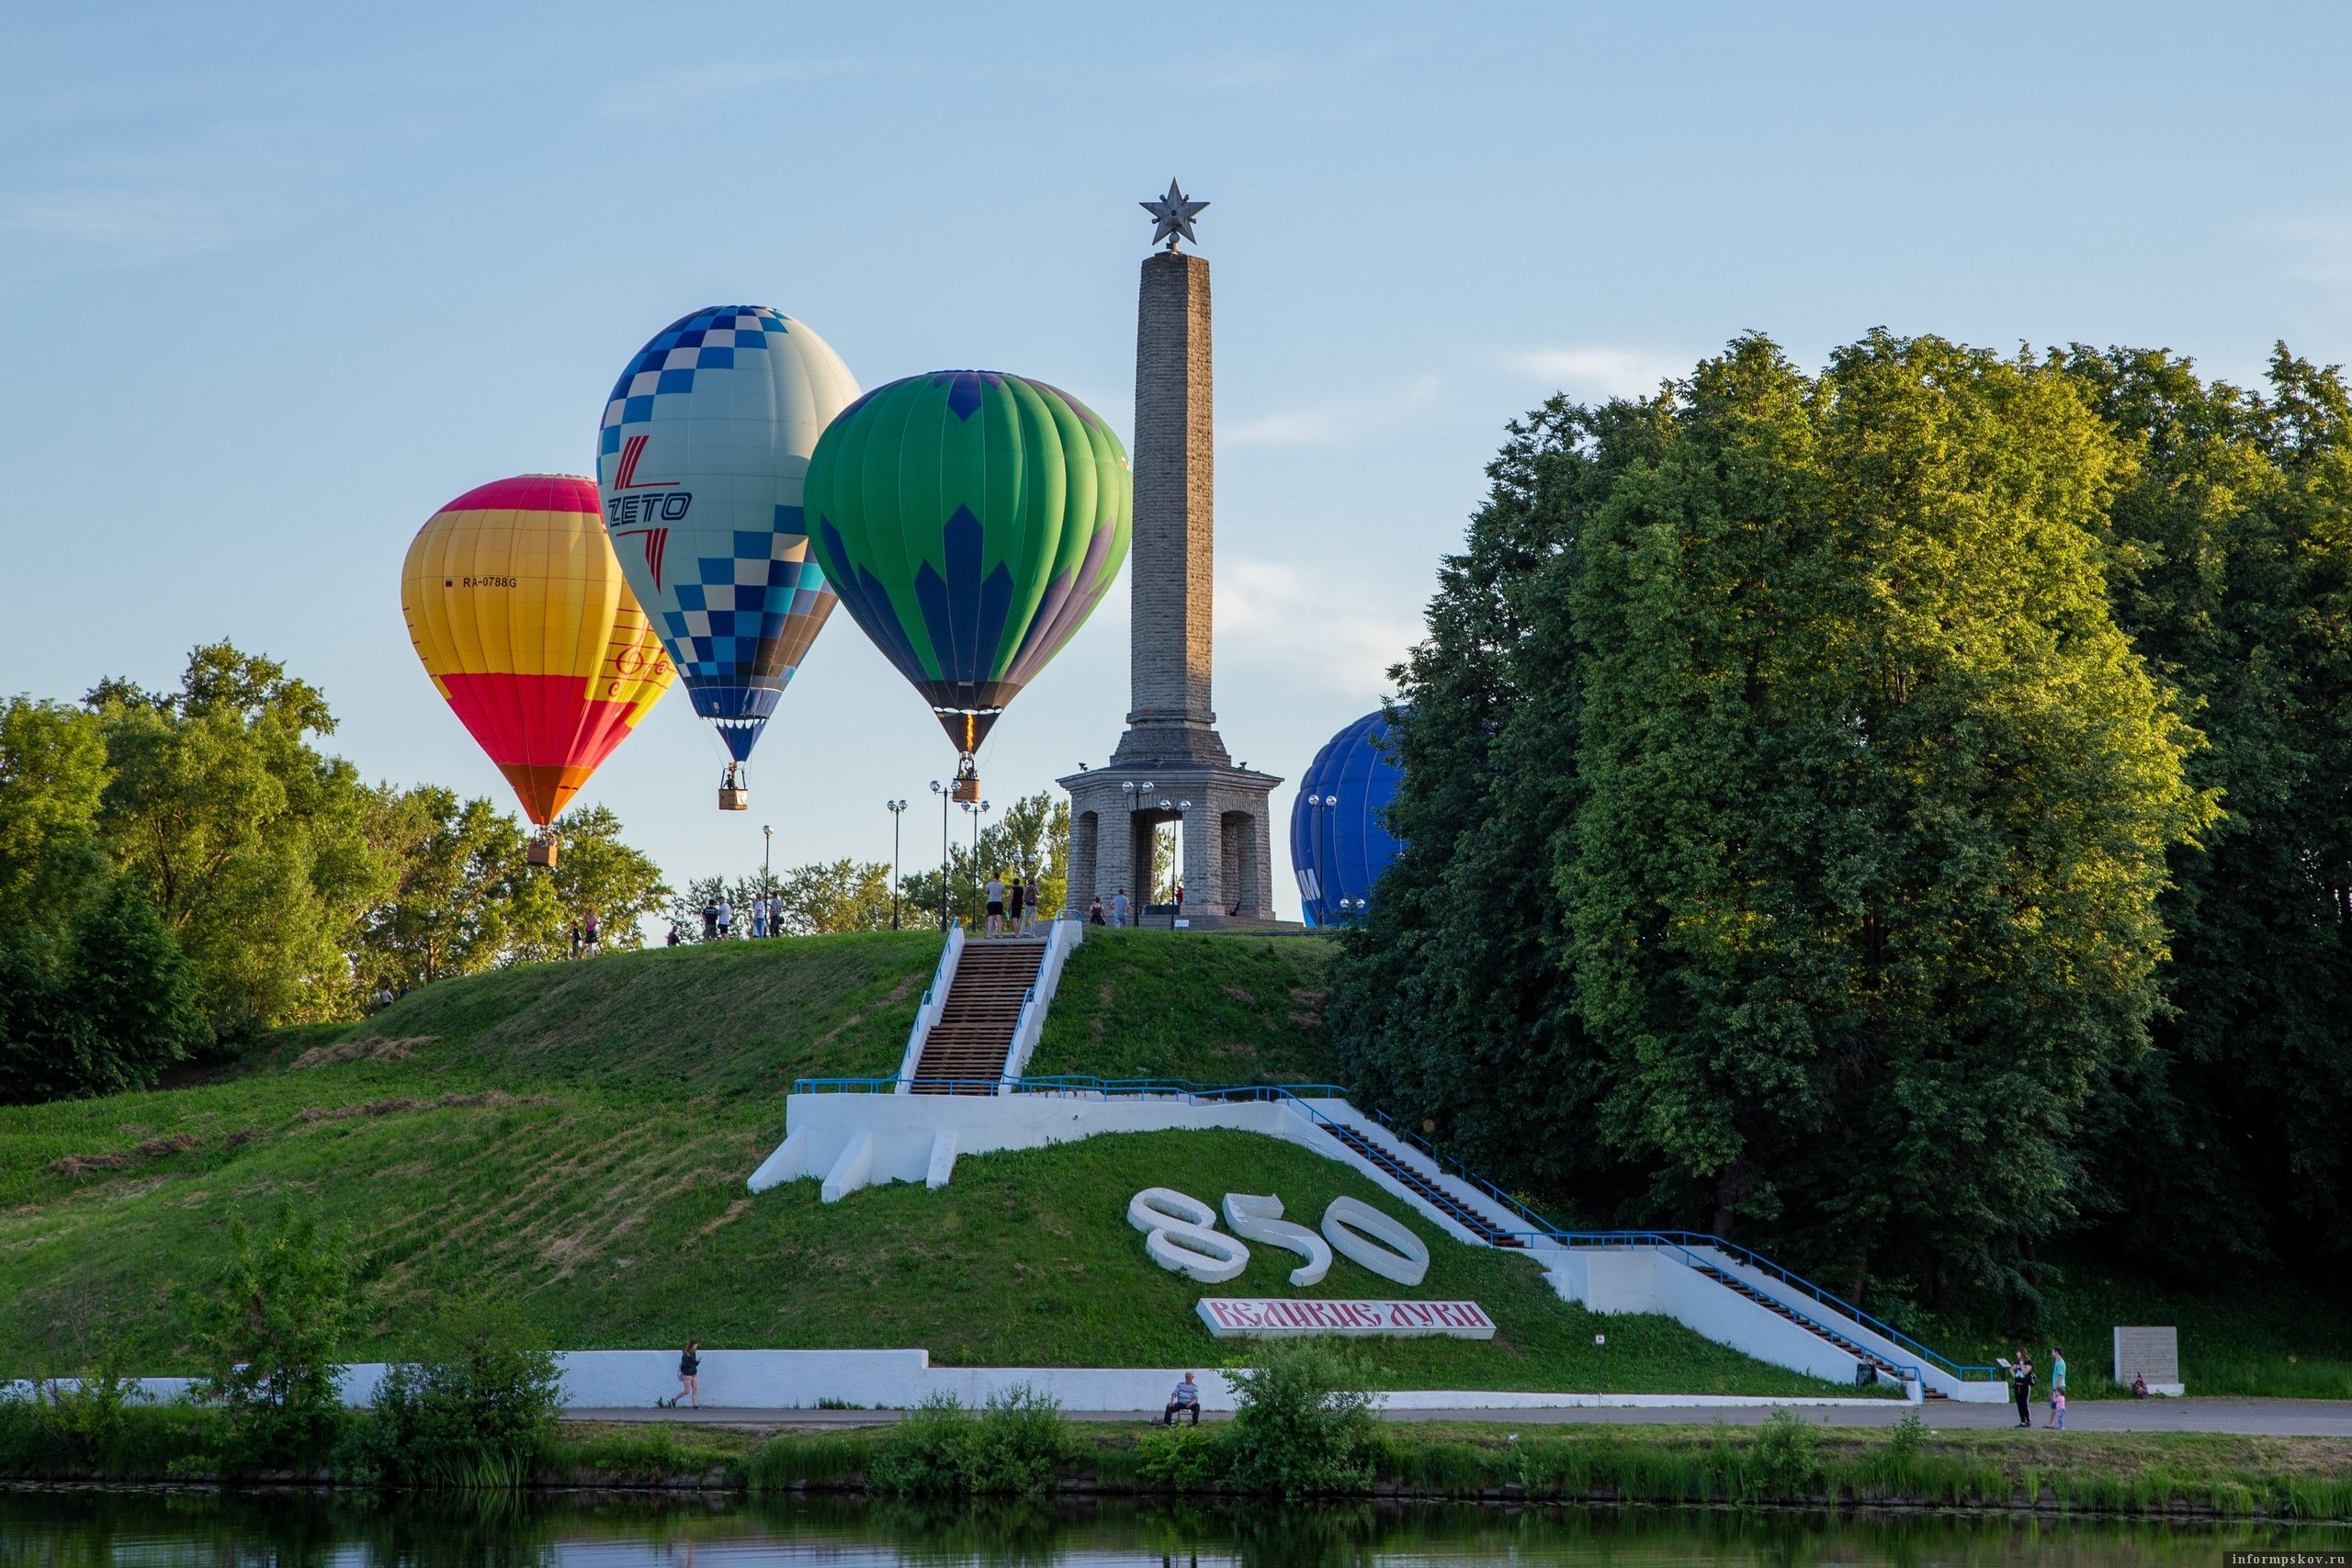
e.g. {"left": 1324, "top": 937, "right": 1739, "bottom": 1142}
{"left": 783, "top": 1074, "right": 1989, "bottom": 1383}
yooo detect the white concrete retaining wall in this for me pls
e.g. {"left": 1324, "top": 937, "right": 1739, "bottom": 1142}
{"left": 9, "top": 1353, "right": 1898, "bottom": 1414}
{"left": 1546, "top": 1249, "right": 1923, "bottom": 1403}
{"left": 1685, "top": 1246, "right": 2006, "bottom": 1403}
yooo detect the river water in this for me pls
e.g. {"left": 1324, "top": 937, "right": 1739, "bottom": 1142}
{"left": 1, "top": 1489, "right": 2344, "bottom": 1565}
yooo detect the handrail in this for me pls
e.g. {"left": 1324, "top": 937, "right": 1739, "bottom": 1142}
{"left": 1507, "top": 1229, "right": 1925, "bottom": 1388}
{"left": 781, "top": 1073, "right": 1986, "bottom": 1382}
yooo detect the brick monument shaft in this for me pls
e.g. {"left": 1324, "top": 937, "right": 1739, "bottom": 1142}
{"left": 1118, "top": 250, "right": 1227, "bottom": 765}
{"left": 1061, "top": 222, "right": 1285, "bottom": 926}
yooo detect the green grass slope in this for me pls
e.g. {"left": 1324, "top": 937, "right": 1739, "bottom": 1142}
{"left": 1026, "top": 929, "right": 1333, "bottom": 1084}
{"left": 0, "top": 931, "right": 1835, "bottom": 1394}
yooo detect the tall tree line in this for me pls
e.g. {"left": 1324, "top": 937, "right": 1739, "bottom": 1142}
{"left": 1330, "top": 333, "right": 2352, "bottom": 1307}
{"left": 0, "top": 643, "right": 668, "bottom": 1102}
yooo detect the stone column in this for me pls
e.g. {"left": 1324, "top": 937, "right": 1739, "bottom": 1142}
{"left": 1182, "top": 808, "right": 1224, "bottom": 916}
{"left": 1117, "top": 251, "right": 1228, "bottom": 768}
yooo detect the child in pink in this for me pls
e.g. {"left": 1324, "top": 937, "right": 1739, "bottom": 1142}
{"left": 2052, "top": 1389, "right": 2067, "bottom": 1429}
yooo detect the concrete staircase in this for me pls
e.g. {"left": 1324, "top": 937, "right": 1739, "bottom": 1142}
{"left": 1317, "top": 1121, "right": 1528, "bottom": 1248}
{"left": 1683, "top": 1257, "right": 1928, "bottom": 1393}
{"left": 910, "top": 938, "right": 1045, "bottom": 1094}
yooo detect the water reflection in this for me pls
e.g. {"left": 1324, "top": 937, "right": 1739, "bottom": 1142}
{"left": 0, "top": 1489, "right": 2341, "bottom": 1568}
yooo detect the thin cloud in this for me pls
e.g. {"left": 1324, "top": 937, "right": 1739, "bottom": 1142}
{"left": 1225, "top": 375, "right": 1441, "bottom": 447}
{"left": 1217, "top": 554, "right": 1419, "bottom": 697}
{"left": 596, "top": 59, "right": 881, "bottom": 116}
{"left": 1509, "top": 346, "right": 1688, "bottom": 400}
{"left": 3, "top": 190, "right": 255, "bottom": 260}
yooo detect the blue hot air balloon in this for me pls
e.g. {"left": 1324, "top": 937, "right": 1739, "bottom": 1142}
{"left": 597, "top": 306, "right": 859, "bottom": 807}
{"left": 1289, "top": 710, "right": 1405, "bottom": 928}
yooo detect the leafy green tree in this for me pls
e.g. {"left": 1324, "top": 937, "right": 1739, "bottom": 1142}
{"left": 897, "top": 793, "right": 1069, "bottom": 929}
{"left": 0, "top": 698, "right": 112, "bottom": 947}
{"left": 186, "top": 1205, "right": 356, "bottom": 1468}
{"left": 772, "top": 858, "right": 897, "bottom": 934}
{"left": 536, "top": 804, "right": 669, "bottom": 954}
{"left": 1563, "top": 333, "right": 2211, "bottom": 1296}
{"left": 2064, "top": 344, "right": 2352, "bottom": 1268}
{"left": 1328, "top": 394, "right": 1659, "bottom": 1200}
{"left": 0, "top": 874, "right": 207, "bottom": 1104}
{"left": 352, "top": 785, "right": 532, "bottom": 997}
{"left": 89, "top": 645, "right": 387, "bottom": 1034}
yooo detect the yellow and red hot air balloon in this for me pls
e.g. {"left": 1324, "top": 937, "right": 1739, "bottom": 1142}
{"left": 401, "top": 475, "right": 673, "bottom": 860}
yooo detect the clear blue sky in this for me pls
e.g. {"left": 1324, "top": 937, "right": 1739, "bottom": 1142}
{"left": 7, "top": 3, "right": 2348, "bottom": 917}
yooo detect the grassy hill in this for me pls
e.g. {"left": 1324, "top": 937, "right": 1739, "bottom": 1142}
{"left": 0, "top": 932, "right": 1835, "bottom": 1394}
{"left": 1026, "top": 929, "right": 1334, "bottom": 1083}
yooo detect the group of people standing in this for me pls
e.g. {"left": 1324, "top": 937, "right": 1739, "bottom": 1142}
{"left": 1999, "top": 1345, "right": 2069, "bottom": 1428}
{"left": 1083, "top": 884, "right": 1182, "bottom": 927}
{"left": 981, "top": 873, "right": 1045, "bottom": 937}
{"left": 565, "top": 911, "right": 601, "bottom": 958}
{"left": 670, "top": 894, "right": 792, "bottom": 944}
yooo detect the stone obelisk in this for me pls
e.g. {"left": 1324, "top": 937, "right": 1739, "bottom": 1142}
{"left": 1116, "top": 248, "right": 1227, "bottom": 767}
{"left": 1059, "top": 182, "right": 1283, "bottom": 925}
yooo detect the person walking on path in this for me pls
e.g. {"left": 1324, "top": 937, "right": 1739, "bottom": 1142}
{"left": 1024, "top": 877, "right": 1041, "bottom": 934}
{"left": 2052, "top": 1388, "right": 2067, "bottom": 1429}
{"left": 2046, "top": 1347, "right": 2067, "bottom": 1427}
{"left": 702, "top": 898, "right": 718, "bottom": 941}
{"left": 1112, "top": 887, "right": 1130, "bottom": 928}
{"left": 1008, "top": 876, "right": 1024, "bottom": 935}
{"left": 2003, "top": 1348, "right": 2034, "bottom": 1428}
{"left": 569, "top": 920, "right": 582, "bottom": 960}
{"left": 985, "top": 873, "right": 1006, "bottom": 937}
{"left": 1088, "top": 895, "right": 1106, "bottom": 926}
{"left": 716, "top": 897, "right": 732, "bottom": 940}
{"left": 582, "top": 909, "right": 600, "bottom": 953}
{"left": 677, "top": 1340, "right": 701, "bottom": 1409}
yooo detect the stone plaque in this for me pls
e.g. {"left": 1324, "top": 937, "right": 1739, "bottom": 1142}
{"left": 2113, "top": 1325, "right": 2180, "bottom": 1388}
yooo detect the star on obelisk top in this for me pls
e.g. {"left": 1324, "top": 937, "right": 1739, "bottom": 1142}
{"left": 1141, "top": 177, "right": 1208, "bottom": 252}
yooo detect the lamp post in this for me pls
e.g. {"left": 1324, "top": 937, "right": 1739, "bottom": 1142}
{"left": 885, "top": 799, "right": 909, "bottom": 930}
{"left": 762, "top": 824, "right": 773, "bottom": 896}
{"left": 959, "top": 796, "right": 993, "bottom": 930}
{"left": 929, "top": 781, "right": 950, "bottom": 930}
{"left": 1304, "top": 792, "right": 1338, "bottom": 927}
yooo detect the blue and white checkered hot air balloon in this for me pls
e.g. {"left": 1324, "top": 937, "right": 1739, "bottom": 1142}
{"left": 597, "top": 306, "right": 859, "bottom": 807}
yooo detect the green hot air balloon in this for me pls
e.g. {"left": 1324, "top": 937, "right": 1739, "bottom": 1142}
{"left": 806, "top": 370, "right": 1132, "bottom": 789}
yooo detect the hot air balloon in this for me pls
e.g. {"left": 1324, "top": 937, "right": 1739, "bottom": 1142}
{"left": 1289, "top": 710, "right": 1405, "bottom": 927}
{"left": 401, "top": 475, "right": 674, "bottom": 863}
{"left": 597, "top": 306, "right": 857, "bottom": 809}
{"left": 804, "top": 370, "right": 1132, "bottom": 795}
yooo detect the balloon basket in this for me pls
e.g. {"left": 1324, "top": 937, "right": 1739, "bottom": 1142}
{"left": 952, "top": 775, "right": 980, "bottom": 804}
{"left": 526, "top": 837, "right": 560, "bottom": 869}
{"left": 719, "top": 762, "right": 750, "bottom": 812}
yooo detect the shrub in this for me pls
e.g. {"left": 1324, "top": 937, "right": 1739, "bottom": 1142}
{"left": 1747, "top": 1408, "right": 1822, "bottom": 1498}
{"left": 868, "top": 1386, "right": 1071, "bottom": 1497}
{"left": 1222, "top": 1339, "right": 1377, "bottom": 1497}
{"left": 183, "top": 1204, "right": 355, "bottom": 1471}
{"left": 1134, "top": 1423, "right": 1227, "bottom": 1490}
{"left": 335, "top": 1298, "right": 562, "bottom": 1489}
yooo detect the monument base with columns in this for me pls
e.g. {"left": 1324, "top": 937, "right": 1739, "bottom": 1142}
{"left": 1058, "top": 756, "right": 1289, "bottom": 928}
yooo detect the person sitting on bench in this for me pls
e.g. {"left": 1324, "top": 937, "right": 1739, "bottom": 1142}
{"left": 1162, "top": 1373, "right": 1201, "bottom": 1427}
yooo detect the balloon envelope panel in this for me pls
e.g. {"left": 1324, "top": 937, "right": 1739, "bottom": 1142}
{"left": 400, "top": 475, "right": 673, "bottom": 824}
{"left": 804, "top": 370, "right": 1131, "bottom": 750}
{"left": 1289, "top": 710, "right": 1405, "bottom": 928}
{"left": 597, "top": 307, "right": 857, "bottom": 762}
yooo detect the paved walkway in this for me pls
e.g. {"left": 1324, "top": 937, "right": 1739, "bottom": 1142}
{"left": 565, "top": 1398, "right": 2352, "bottom": 1438}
